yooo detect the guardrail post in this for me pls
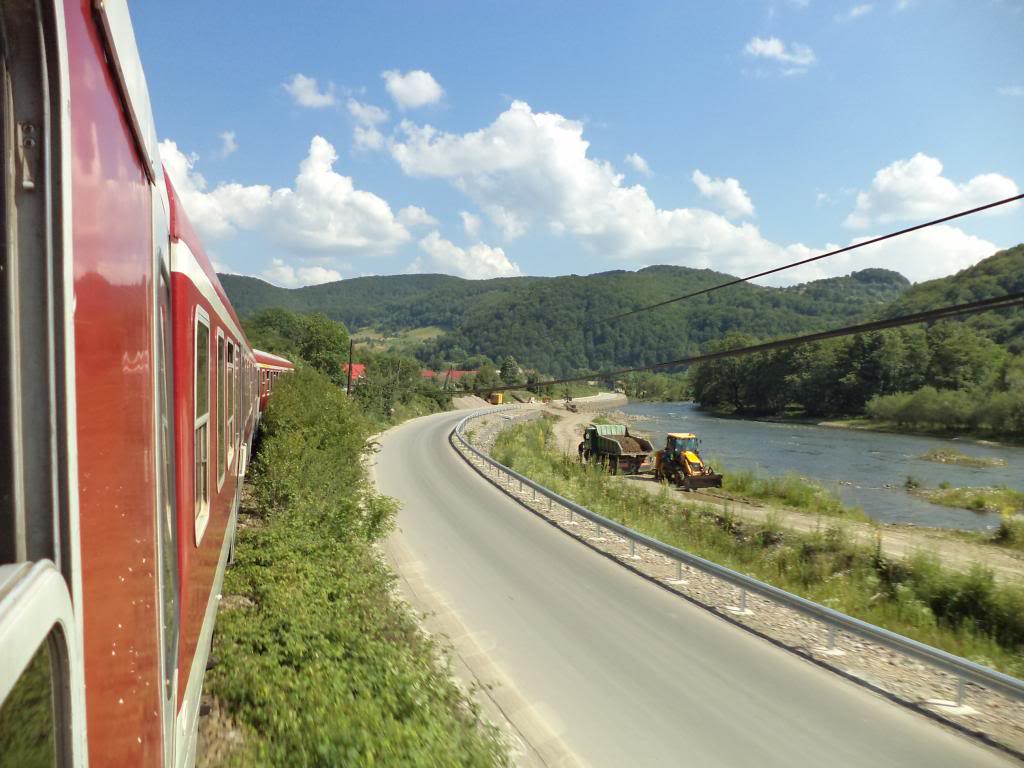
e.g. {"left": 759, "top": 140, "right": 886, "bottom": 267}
{"left": 956, "top": 677, "right": 965, "bottom": 708}
{"left": 728, "top": 587, "right": 752, "bottom": 615}
{"left": 675, "top": 560, "right": 682, "bottom": 581}
{"left": 629, "top": 539, "right": 636, "bottom": 558}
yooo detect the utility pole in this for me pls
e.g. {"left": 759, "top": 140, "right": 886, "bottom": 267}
{"left": 346, "top": 339, "right": 354, "bottom": 395}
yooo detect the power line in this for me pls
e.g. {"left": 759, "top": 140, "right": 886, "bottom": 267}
{"left": 472, "top": 289, "right": 1024, "bottom": 395}
{"left": 605, "top": 193, "right": 1024, "bottom": 323}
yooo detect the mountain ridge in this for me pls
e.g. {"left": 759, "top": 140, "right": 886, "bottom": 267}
{"left": 221, "top": 246, "right": 1022, "bottom": 375}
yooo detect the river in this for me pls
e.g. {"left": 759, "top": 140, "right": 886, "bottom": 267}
{"left": 621, "top": 402, "right": 1024, "bottom": 532}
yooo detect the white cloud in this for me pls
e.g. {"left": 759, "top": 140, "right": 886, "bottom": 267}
{"left": 836, "top": 4, "right": 873, "bottom": 21}
{"left": 382, "top": 69, "right": 444, "bottom": 110}
{"left": 397, "top": 205, "right": 438, "bottom": 228}
{"left": 353, "top": 125, "right": 385, "bottom": 151}
{"left": 159, "top": 140, "right": 268, "bottom": 239}
{"left": 778, "top": 225, "right": 1000, "bottom": 284}
{"left": 347, "top": 98, "right": 389, "bottom": 125}
{"left": 389, "top": 100, "right": 805, "bottom": 273}
{"left": 387, "top": 101, "right": 1007, "bottom": 283}
{"left": 284, "top": 74, "right": 336, "bottom": 108}
{"left": 692, "top": 170, "right": 755, "bottom": 219}
{"left": 219, "top": 130, "right": 238, "bottom": 158}
{"left": 999, "top": 85, "right": 1024, "bottom": 97}
{"left": 845, "top": 153, "right": 1020, "bottom": 228}
{"left": 460, "top": 211, "right": 482, "bottom": 238}
{"left": 414, "top": 231, "right": 521, "bottom": 279}
{"left": 624, "top": 153, "right": 653, "bottom": 177}
{"left": 159, "top": 136, "right": 411, "bottom": 255}
{"left": 262, "top": 258, "right": 343, "bottom": 288}
{"left": 744, "top": 36, "right": 817, "bottom": 75}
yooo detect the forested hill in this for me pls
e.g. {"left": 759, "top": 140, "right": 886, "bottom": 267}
{"left": 222, "top": 264, "right": 911, "bottom": 376}
{"left": 884, "top": 244, "right": 1024, "bottom": 353}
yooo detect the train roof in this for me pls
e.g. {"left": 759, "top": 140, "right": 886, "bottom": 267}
{"left": 254, "top": 349, "right": 295, "bottom": 370}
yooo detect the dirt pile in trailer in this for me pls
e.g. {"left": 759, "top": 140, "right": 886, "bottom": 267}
{"left": 611, "top": 436, "right": 646, "bottom": 453}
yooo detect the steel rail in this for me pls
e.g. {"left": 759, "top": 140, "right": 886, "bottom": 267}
{"left": 452, "top": 408, "right": 1024, "bottom": 706}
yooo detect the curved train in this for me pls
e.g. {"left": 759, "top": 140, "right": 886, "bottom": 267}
{"left": 0, "top": 2, "right": 292, "bottom": 765}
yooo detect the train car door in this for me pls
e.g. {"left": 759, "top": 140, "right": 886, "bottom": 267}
{"left": 0, "top": 0, "right": 86, "bottom": 763}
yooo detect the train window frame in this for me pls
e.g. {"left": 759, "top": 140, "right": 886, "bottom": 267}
{"left": 0, "top": 561, "right": 78, "bottom": 766}
{"left": 216, "top": 330, "right": 226, "bottom": 493}
{"left": 234, "top": 351, "right": 241, "bottom": 447}
{"left": 194, "top": 310, "right": 211, "bottom": 544}
{"left": 226, "top": 341, "right": 234, "bottom": 470}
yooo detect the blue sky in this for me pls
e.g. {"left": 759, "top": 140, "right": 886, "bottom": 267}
{"left": 133, "top": 0, "right": 1024, "bottom": 287}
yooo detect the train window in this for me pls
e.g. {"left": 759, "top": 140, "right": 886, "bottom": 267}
{"left": 155, "top": 268, "right": 179, "bottom": 756}
{"left": 0, "top": 637, "right": 56, "bottom": 765}
{"left": 235, "top": 352, "right": 241, "bottom": 441}
{"left": 226, "top": 341, "right": 234, "bottom": 469}
{"left": 194, "top": 312, "right": 210, "bottom": 542}
{"left": 216, "top": 331, "right": 225, "bottom": 490}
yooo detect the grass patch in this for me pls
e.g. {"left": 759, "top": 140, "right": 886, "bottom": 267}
{"left": 493, "top": 419, "right": 1024, "bottom": 678}
{"left": 718, "top": 468, "right": 867, "bottom": 521}
{"left": 207, "top": 369, "right": 508, "bottom": 766}
{"left": 915, "top": 486, "right": 1024, "bottom": 515}
{"left": 918, "top": 448, "right": 1007, "bottom": 468}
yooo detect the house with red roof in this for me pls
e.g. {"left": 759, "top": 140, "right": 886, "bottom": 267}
{"left": 342, "top": 363, "right": 366, "bottom": 382}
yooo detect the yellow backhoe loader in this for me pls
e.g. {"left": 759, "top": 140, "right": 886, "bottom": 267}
{"left": 654, "top": 432, "right": 723, "bottom": 491}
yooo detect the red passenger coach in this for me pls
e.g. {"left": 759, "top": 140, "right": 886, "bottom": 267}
{"left": 0, "top": 2, "right": 289, "bottom": 766}
{"left": 255, "top": 350, "right": 295, "bottom": 414}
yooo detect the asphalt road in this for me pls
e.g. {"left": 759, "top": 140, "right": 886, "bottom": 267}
{"left": 374, "top": 409, "right": 1017, "bottom": 768}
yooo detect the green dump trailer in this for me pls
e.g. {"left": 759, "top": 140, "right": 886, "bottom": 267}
{"left": 580, "top": 423, "right": 654, "bottom": 474}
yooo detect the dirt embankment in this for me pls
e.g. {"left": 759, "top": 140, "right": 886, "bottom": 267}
{"left": 538, "top": 409, "right": 1024, "bottom": 585}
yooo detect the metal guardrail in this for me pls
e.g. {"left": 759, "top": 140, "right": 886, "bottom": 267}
{"left": 453, "top": 406, "right": 1024, "bottom": 707}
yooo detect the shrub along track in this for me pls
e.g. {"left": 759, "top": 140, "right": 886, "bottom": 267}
{"left": 196, "top": 370, "right": 509, "bottom": 767}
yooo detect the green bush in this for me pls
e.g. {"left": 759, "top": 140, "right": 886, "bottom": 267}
{"left": 994, "top": 514, "right": 1024, "bottom": 552}
{"left": 208, "top": 369, "right": 508, "bottom": 766}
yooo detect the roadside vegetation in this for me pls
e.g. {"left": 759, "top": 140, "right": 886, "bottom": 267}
{"left": 492, "top": 419, "right": 1024, "bottom": 678}
{"left": 918, "top": 448, "right": 1007, "bottom": 467}
{"left": 718, "top": 469, "right": 867, "bottom": 521}
{"left": 205, "top": 369, "right": 507, "bottom": 766}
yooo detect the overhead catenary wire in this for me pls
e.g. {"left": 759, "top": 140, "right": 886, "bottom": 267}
{"left": 605, "top": 193, "right": 1024, "bottom": 323}
{"left": 472, "top": 289, "right": 1024, "bottom": 395}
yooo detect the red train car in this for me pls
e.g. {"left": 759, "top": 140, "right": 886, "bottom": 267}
{"left": 0, "top": 3, "right": 289, "bottom": 766}
{"left": 255, "top": 350, "right": 295, "bottom": 414}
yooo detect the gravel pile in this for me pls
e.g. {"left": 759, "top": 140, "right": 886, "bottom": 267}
{"left": 458, "top": 409, "right": 1024, "bottom": 759}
